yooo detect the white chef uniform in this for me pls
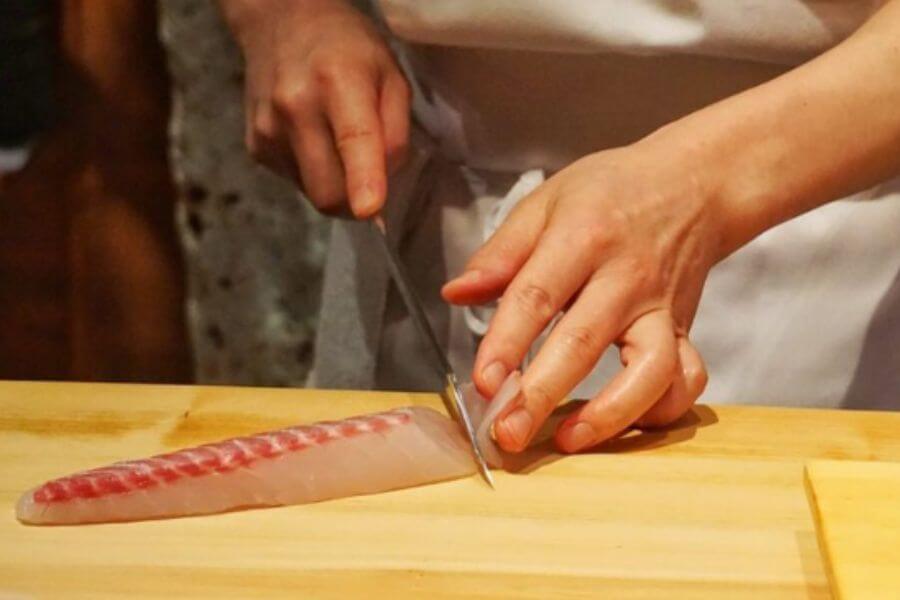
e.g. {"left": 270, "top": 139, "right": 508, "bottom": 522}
{"left": 311, "top": 0, "right": 900, "bottom": 411}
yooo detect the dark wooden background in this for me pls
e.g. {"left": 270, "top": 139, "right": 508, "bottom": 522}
{"left": 0, "top": 1, "right": 191, "bottom": 383}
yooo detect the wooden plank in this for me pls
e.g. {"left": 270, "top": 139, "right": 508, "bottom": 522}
{"left": 805, "top": 460, "right": 900, "bottom": 599}
{"left": 3, "top": 380, "right": 900, "bottom": 598}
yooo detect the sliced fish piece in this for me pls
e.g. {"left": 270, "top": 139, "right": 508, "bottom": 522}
{"left": 16, "top": 376, "right": 522, "bottom": 525}
{"left": 462, "top": 371, "right": 522, "bottom": 469}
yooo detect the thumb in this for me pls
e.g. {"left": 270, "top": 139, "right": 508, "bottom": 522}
{"left": 442, "top": 186, "right": 549, "bottom": 306}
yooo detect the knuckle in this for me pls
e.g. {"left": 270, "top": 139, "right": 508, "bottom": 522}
{"left": 522, "top": 380, "right": 556, "bottom": 414}
{"left": 685, "top": 361, "right": 709, "bottom": 396}
{"left": 509, "top": 283, "right": 556, "bottom": 323}
{"left": 574, "top": 224, "right": 615, "bottom": 253}
{"left": 471, "top": 241, "right": 518, "bottom": 275}
{"left": 335, "top": 125, "right": 377, "bottom": 150}
{"left": 311, "top": 54, "right": 362, "bottom": 88}
{"left": 272, "top": 81, "right": 316, "bottom": 117}
{"left": 620, "top": 255, "right": 662, "bottom": 295}
{"left": 312, "top": 53, "right": 342, "bottom": 77}
{"left": 605, "top": 206, "right": 632, "bottom": 231}
{"left": 644, "top": 344, "right": 679, "bottom": 382}
{"left": 557, "top": 326, "right": 602, "bottom": 359}
{"left": 619, "top": 344, "right": 635, "bottom": 366}
{"left": 251, "top": 111, "right": 279, "bottom": 143}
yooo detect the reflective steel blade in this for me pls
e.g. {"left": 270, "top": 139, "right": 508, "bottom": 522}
{"left": 372, "top": 217, "right": 494, "bottom": 487}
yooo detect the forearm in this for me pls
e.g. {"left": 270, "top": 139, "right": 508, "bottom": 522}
{"left": 645, "top": 0, "right": 900, "bottom": 258}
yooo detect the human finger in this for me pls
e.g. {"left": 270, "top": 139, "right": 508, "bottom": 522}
{"left": 325, "top": 70, "right": 386, "bottom": 218}
{"left": 472, "top": 218, "right": 610, "bottom": 399}
{"left": 491, "top": 276, "right": 631, "bottom": 451}
{"left": 441, "top": 187, "right": 549, "bottom": 306}
{"left": 246, "top": 103, "right": 299, "bottom": 182}
{"left": 635, "top": 337, "right": 708, "bottom": 428}
{"left": 287, "top": 113, "right": 347, "bottom": 214}
{"left": 379, "top": 70, "right": 410, "bottom": 174}
{"left": 554, "top": 310, "right": 679, "bottom": 453}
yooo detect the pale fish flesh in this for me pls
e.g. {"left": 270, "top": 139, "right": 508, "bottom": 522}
{"left": 16, "top": 373, "right": 521, "bottom": 525}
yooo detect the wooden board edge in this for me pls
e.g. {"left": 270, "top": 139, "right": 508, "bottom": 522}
{"left": 803, "top": 462, "right": 841, "bottom": 600}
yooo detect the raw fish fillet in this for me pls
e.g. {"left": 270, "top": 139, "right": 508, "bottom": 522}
{"left": 16, "top": 375, "right": 521, "bottom": 525}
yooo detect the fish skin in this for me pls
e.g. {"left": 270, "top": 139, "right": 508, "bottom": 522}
{"left": 16, "top": 376, "right": 522, "bottom": 526}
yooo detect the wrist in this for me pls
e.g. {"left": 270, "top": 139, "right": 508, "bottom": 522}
{"left": 640, "top": 10, "right": 900, "bottom": 260}
{"left": 217, "top": 0, "right": 350, "bottom": 48}
{"left": 634, "top": 116, "right": 757, "bottom": 263}
{"left": 639, "top": 82, "right": 828, "bottom": 261}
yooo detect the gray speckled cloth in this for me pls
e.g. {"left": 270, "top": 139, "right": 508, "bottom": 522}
{"left": 159, "top": 1, "right": 329, "bottom": 386}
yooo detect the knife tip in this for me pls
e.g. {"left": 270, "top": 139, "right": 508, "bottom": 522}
{"left": 480, "top": 465, "right": 496, "bottom": 489}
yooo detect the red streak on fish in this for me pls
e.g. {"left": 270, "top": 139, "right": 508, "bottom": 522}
{"left": 30, "top": 409, "right": 411, "bottom": 505}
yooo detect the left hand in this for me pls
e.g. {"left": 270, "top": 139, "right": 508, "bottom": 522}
{"left": 443, "top": 137, "right": 728, "bottom": 453}
{"left": 442, "top": 0, "right": 900, "bottom": 454}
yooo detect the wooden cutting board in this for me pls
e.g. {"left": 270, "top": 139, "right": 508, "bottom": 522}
{"left": 805, "top": 460, "right": 900, "bottom": 599}
{"left": 2, "top": 381, "right": 900, "bottom": 598}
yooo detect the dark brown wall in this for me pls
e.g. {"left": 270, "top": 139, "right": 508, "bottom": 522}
{"left": 0, "top": 0, "right": 191, "bottom": 382}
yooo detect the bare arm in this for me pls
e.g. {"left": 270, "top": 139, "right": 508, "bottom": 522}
{"left": 671, "top": 0, "right": 900, "bottom": 255}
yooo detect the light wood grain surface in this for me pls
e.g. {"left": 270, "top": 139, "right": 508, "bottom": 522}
{"left": 2, "top": 381, "right": 900, "bottom": 598}
{"left": 805, "top": 460, "right": 900, "bottom": 600}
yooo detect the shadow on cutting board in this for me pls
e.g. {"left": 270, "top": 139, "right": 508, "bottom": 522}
{"left": 504, "top": 404, "right": 720, "bottom": 475}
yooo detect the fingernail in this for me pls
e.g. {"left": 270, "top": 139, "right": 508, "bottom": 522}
{"left": 449, "top": 270, "right": 481, "bottom": 287}
{"left": 560, "top": 421, "right": 597, "bottom": 453}
{"left": 481, "top": 361, "right": 508, "bottom": 394}
{"left": 354, "top": 183, "right": 381, "bottom": 216}
{"left": 498, "top": 406, "right": 533, "bottom": 451}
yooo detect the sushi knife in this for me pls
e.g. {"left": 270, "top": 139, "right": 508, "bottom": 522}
{"left": 371, "top": 216, "right": 495, "bottom": 488}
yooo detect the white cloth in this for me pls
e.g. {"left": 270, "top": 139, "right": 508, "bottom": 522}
{"left": 317, "top": 0, "right": 900, "bottom": 409}
{"left": 460, "top": 168, "right": 545, "bottom": 338}
{"left": 381, "top": 0, "right": 885, "bottom": 63}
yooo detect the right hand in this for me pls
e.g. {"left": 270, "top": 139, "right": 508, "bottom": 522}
{"left": 221, "top": 0, "right": 411, "bottom": 218}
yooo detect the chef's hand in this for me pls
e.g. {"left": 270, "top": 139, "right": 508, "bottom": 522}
{"left": 219, "top": 0, "right": 410, "bottom": 218}
{"left": 442, "top": 138, "right": 725, "bottom": 453}
{"left": 444, "top": 0, "right": 900, "bottom": 453}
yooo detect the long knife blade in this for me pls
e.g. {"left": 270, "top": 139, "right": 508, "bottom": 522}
{"left": 371, "top": 216, "right": 494, "bottom": 487}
